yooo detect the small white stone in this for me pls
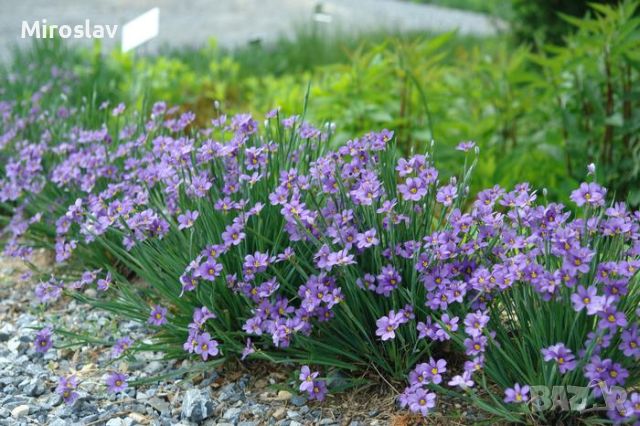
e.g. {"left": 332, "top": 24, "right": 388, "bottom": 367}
{"left": 272, "top": 407, "right": 286, "bottom": 420}
{"left": 11, "top": 405, "right": 30, "bottom": 418}
{"left": 275, "top": 390, "right": 292, "bottom": 400}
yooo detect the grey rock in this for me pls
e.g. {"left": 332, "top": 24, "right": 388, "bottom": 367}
{"left": 106, "top": 418, "right": 127, "bottom": 426}
{"left": 46, "top": 393, "right": 63, "bottom": 408}
{"left": 144, "top": 361, "right": 164, "bottom": 375}
{"left": 7, "top": 337, "right": 27, "bottom": 353}
{"left": 289, "top": 395, "right": 306, "bottom": 407}
{"left": 223, "top": 406, "right": 242, "bottom": 420}
{"left": 2, "top": 395, "right": 27, "bottom": 409}
{"left": 0, "top": 324, "right": 16, "bottom": 335}
{"left": 218, "top": 383, "right": 241, "bottom": 402}
{"left": 0, "top": 408, "right": 9, "bottom": 419}
{"left": 24, "top": 380, "right": 45, "bottom": 397}
{"left": 146, "top": 396, "right": 170, "bottom": 414}
{"left": 82, "top": 414, "right": 100, "bottom": 423}
{"left": 48, "top": 419, "right": 69, "bottom": 426}
{"left": 180, "top": 389, "right": 216, "bottom": 423}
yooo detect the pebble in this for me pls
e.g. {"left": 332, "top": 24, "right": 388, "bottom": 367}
{"left": 180, "top": 389, "right": 216, "bottom": 422}
{"left": 11, "top": 404, "right": 30, "bottom": 418}
{"left": 287, "top": 409, "right": 300, "bottom": 418}
{"left": 272, "top": 407, "right": 286, "bottom": 420}
{"left": 223, "top": 406, "right": 242, "bottom": 420}
{"left": 144, "top": 360, "right": 164, "bottom": 375}
{"left": 128, "top": 412, "right": 147, "bottom": 423}
{"left": 290, "top": 395, "right": 306, "bottom": 407}
{"left": 276, "top": 390, "right": 292, "bottom": 400}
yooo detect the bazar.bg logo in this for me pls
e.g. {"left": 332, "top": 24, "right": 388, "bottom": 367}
{"left": 530, "top": 382, "right": 632, "bottom": 413}
{"left": 21, "top": 19, "right": 118, "bottom": 39}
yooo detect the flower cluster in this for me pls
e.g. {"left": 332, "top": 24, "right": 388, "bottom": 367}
{"left": 184, "top": 307, "right": 220, "bottom": 360}
{"left": 299, "top": 366, "right": 327, "bottom": 401}
{"left": 398, "top": 359, "right": 442, "bottom": 416}
{"left": 1, "top": 68, "right": 639, "bottom": 424}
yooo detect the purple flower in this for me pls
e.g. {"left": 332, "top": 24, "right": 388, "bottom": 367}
{"left": 504, "top": 383, "right": 529, "bottom": 403}
{"left": 541, "top": 343, "right": 576, "bottom": 374}
{"left": 111, "top": 337, "right": 134, "bottom": 358}
{"left": 628, "top": 392, "right": 640, "bottom": 416}
{"left": 448, "top": 371, "right": 474, "bottom": 389}
{"left": 105, "top": 372, "right": 128, "bottom": 393}
{"left": 375, "top": 311, "right": 401, "bottom": 341}
{"left": 35, "top": 278, "right": 63, "bottom": 303}
{"left": 34, "top": 327, "right": 53, "bottom": 353}
{"left": 355, "top": 229, "right": 379, "bottom": 249}
{"left": 177, "top": 210, "right": 199, "bottom": 230}
{"left": 434, "top": 314, "right": 458, "bottom": 341}
{"left": 598, "top": 306, "right": 628, "bottom": 331}
{"left": 376, "top": 265, "right": 401, "bottom": 296}
{"left": 570, "top": 182, "right": 606, "bottom": 207}
{"left": 221, "top": 223, "right": 245, "bottom": 247}
{"left": 464, "top": 336, "right": 487, "bottom": 356}
{"left": 192, "top": 306, "right": 216, "bottom": 328}
{"left": 436, "top": 184, "right": 458, "bottom": 207}
{"left": 56, "top": 375, "right": 79, "bottom": 405}
{"left": 570, "top": 286, "right": 604, "bottom": 315}
{"left": 456, "top": 141, "right": 476, "bottom": 152}
{"left": 197, "top": 259, "right": 223, "bottom": 281}
{"left": 243, "top": 251, "right": 270, "bottom": 277}
{"left": 241, "top": 338, "right": 255, "bottom": 360}
{"left": 194, "top": 332, "right": 219, "bottom": 360}
{"left": 463, "top": 311, "right": 489, "bottom": 338}
{"left": 398, "top": 177, "right": 427, "bottom": 202}
{"left": 619, "top": 326, "right": 640, "bottom": 359}
{"left": 97, "top": 271, "right": 112, "bottom": 291}
{"left": 308, "top": 379, "right": 327, "bottom": 401}
{"left": 424, "top": 358, "right": 447, "bottom": 384}
{"left": 148, "top": 305, "right": 168, "bottom": 326}
{"left": 299, "top": 365, "right": 319, "bottom": 393}
{"left": 112, "top": 102, "right": 125, "bottom": 116}
{"left": 407, "top": 387, "right": 437, "bottom": 416}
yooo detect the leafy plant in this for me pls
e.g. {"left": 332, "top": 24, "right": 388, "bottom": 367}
{"left": 531, "top": 0, "right": 640, "bottom": 205}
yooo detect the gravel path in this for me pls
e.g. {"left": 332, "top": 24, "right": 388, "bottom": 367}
{"left": 0, "top": 0, "right": 502, "bottom": 60}
{"left": 0, "top": 254, "right": 399, "bottom": 425}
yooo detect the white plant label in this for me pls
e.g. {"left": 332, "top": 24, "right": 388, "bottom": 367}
{"left": 121, "top": 8, "right": 159, "bottom": 52}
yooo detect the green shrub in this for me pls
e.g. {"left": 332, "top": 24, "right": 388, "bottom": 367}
{"left": 510, "top": 0, "right": 622, "bottom": 44}
{"left": 531, "top": 0, "right": 640, "bottom": 205}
